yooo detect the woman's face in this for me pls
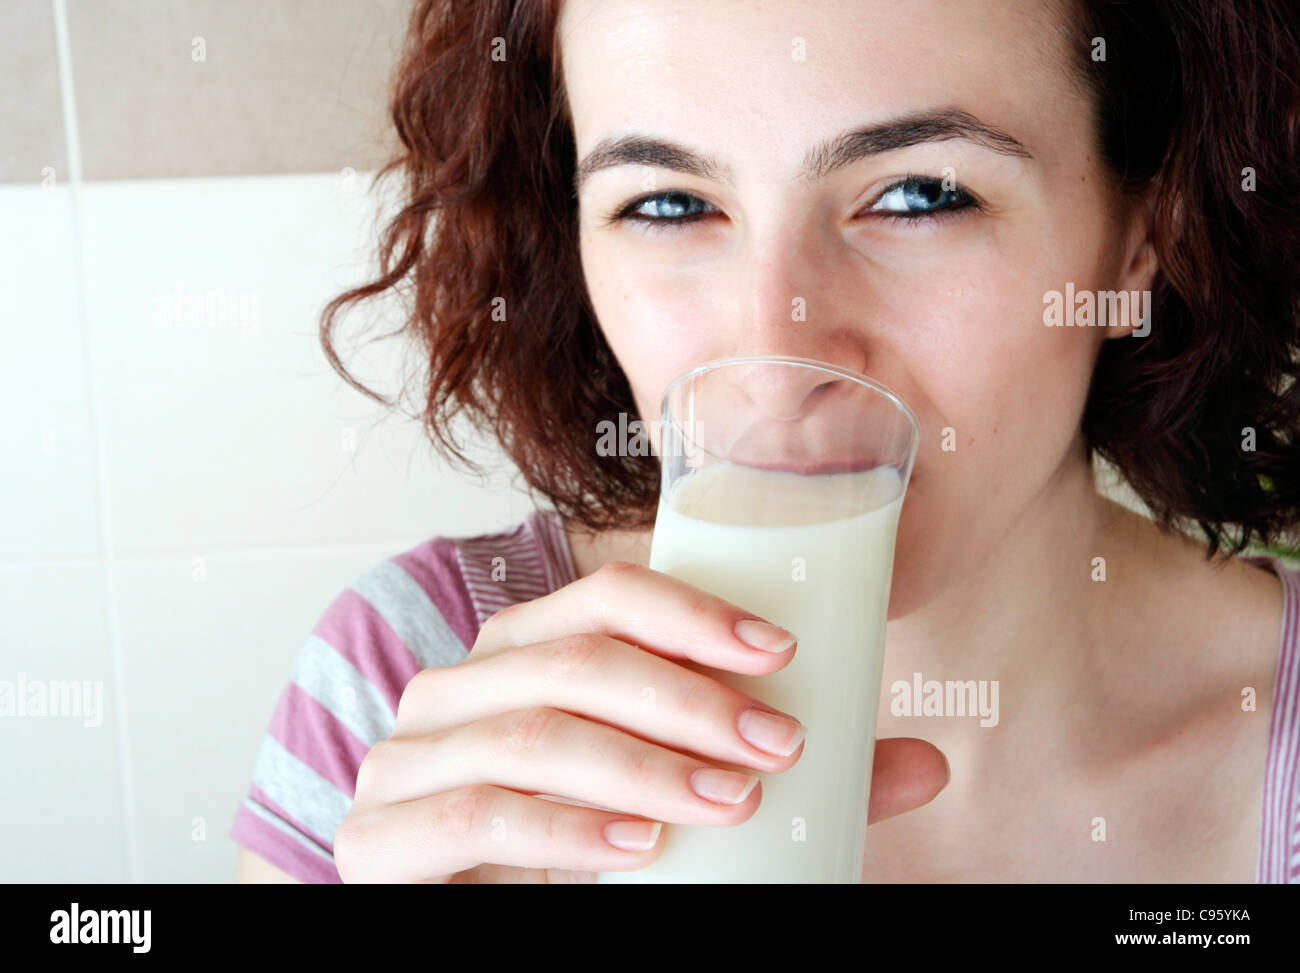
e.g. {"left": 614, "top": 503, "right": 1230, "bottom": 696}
{"left": 560, "top": 0, "right": 1157, "bottom": 617}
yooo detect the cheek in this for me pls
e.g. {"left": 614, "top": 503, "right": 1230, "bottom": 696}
{"left": 583, "top": 247, "right": 721, "bottom": 422}
{"left": 889, "top": 231, "right": 1102, "bottom": 462}
{"left": 882, "top": 271, "right": 1101, "bottom": 619}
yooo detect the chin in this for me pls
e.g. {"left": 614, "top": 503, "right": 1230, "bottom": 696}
{"left": 885, "top": 493, "right": 947, "bottom": 622}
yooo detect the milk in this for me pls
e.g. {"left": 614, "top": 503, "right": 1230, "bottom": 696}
{"left": 597, "top": 461, "right": 904, "bottom": 883}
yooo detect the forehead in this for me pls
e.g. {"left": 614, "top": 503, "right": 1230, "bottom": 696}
{"left": 557, "top": 0, "right": 1080, "bottom": 162}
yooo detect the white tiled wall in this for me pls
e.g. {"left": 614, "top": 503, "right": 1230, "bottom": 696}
{"left": 0, "top": 561, "right": 126, "bottom": 882}
{"left": 0, "top": 174, "right": 535, "bottom": 883}
{"left": 2, "top": 186, "right": 99, "bottom": 558}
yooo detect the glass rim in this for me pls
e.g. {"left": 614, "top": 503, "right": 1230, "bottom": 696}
{"left": 658, "top": 354, "right": 922, "bottom": 449}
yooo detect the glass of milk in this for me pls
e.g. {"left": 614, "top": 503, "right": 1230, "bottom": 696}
{"left": 598, "top": 355, "right": 920, "bottom": 883}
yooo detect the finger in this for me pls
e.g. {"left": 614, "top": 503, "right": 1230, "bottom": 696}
{"left": 335, "top": 784, "right": 668, "bottom": 882}
{"left": 356, "top": 706, "right": 767, "bottom": 826}
{"left": 867, "top": 737, "right": 949, "bottom": 825}
{"left": 394, "top": 633, "right": 807, "bottom": 772}
{"left": 471, "top": 560, "right": 799, "bottom": 675}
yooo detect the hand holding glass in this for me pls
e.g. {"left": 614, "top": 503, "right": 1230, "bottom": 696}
{"left": 598, "top": 355, "right": 920, "bottom": 883}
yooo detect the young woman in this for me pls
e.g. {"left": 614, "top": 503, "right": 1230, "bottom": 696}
{"left": 233, "top": 0, "right": 1300, "bottom": 883}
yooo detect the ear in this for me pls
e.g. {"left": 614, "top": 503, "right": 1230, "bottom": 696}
{"left": 1107, "top": 193, "right": 1160, "bottom": 339}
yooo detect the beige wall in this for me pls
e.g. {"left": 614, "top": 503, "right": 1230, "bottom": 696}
{"left": 0, "top": 1, "right": 541, "bottom": 884}
{"left": 1, "top": 0, "right": 408, "bottom": 184}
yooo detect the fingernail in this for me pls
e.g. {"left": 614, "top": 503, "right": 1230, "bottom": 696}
{"left": 690, "top": 768, "right": 760, "bottom": 805}
{"left": 738, "top": 708, "right": 806, "bottom": 757}
{"left": 604, "top": 820, "right": 662, "bottom": 851}
{"left": 942, "top": 752, "right": 951, "bottom": 787}
{"left": 734, "top": 618, "right": 796, "bottom": 653}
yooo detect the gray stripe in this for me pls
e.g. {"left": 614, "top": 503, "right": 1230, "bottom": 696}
{"left": 349, "top": 560, "right": 465, "bottom": 670}
{"left": 291, "top": 634, "right": 395, "bottom": 747}
{"left": 242, "top": 797, "right": 334, "bottom": 862}
{"left": 251, "top": 736, "right": 352, "bottom": 848}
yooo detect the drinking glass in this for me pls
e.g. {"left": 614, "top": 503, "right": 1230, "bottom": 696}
{"left": 597, "top": 355, "right": 920, "bottom": 883}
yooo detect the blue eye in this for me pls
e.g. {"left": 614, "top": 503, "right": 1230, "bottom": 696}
{"left": 870, "top": 177, "right": 976, "bottom": 220}
{"left": 606, "top": 175, "right": 978, "bottom": 234}
{"left": 611, "top": 191, "right": 715, "bottom": 229}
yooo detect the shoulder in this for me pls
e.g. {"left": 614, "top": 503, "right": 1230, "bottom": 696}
{"left": 1245, "top": 554, "right": 1300, "bottom": 883}
{"left": 1134, "top": 527, "right": 1287, "bottom": 709}
{"left": 229, "top": 508, "right": 575, "bottom": 882}
{"left": 434, "top": 507, "right": 578, "bottom": 633}
{"left": 287, "top": 508, "right": 573, "bottom": 704}
{"left": 1137, "top": 537, "right": 1299, "bottom": 883}
{"left": 1234, "top": 553, "right": 1300, "bottom": 702}
{"left": 318, "top": 507, "right": 576, "bottom": 671}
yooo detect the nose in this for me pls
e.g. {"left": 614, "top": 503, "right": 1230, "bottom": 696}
{"left": 724, "top": 220, "right": 865, "bottom": 420}
{"left": 724, "top": 360, "right": 838, "bottom": 422}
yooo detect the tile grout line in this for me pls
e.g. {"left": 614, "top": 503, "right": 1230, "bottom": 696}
{"left": 0, "top": 538, "right": 439, "bottom": 569}
{"left": 52, "top": 0, "right": 140, "bottom": 885}
{"left": 50, "top": 0, "right": 80, "bottom": 184}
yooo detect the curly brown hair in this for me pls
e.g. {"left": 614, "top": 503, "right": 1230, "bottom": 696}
{"left": 319, "top": 0, "right": 1300, "bottom": 555}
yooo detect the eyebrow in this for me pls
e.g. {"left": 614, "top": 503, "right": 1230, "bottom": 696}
{"left": 573, "top": 107, "right": 1033, "bottom": 194}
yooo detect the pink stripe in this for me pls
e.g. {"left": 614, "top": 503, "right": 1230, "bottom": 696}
{"left": 460, "top": 550, "right": 545, "bottom": 572}
{"left": 230, "top": 805, "right": 340, "bottom": 884}
{"left": 461, "top": 578, "right": 517, "bottom": 593}
{"left": 531, "top": 509, "right": 578, "bottom": 590}
{"left": 248, "top": 782, "right": 336, "bottom": 852}
{"left": 548, "top": 510, "right": 578, "bottom": 583}
{"left": 270, "top": 682, "right": 368, "bottom": 798}
{"left": 312, "top": 588, "right": 420, "bottom": 713}
{"left": 392, "top": 538, "right": 479, "bottom": 652}
{"left": 462, "top": 571, "right": 546, "bottom": 589}
{"left": 1272, "top": 566, "right": 1299, "bottom": 882}
{"left": 457, "top": 531, "right": 529, "bottom": 559}
{"left": 1259, "top": 562, "right": 1285, "bottom": 881}
{"left": 464, "top": 593, "right": 523, "bottom": 611}
{"left": 1257, "top": 560, "right": 1278, "bottom": 881}
{"left": 478, "top": 565, "right": 549, "bottom": 584}
{"left": 463, "top": 580, "right": 547, "bottom": 601}
{"left": 1276, "top": 567, "right": 1300, "bottom": 881}
{"left": 1247, "top": 558, "right": 1277, "bottom": 880}
{"left": 456, "top": 523, "right": 561, "bottom": 627}
{"left": 478, "top": 571, "right": 548, "bottom": 587}
{"left": 460, "top": 535, "right": 542, "bottom": 558}
{"left": 462, "top": 560, "right": 546, "bottom": 584}
{"left": 1259, "top": 560, "right": 1300, "bottom": 882}
{"left": 1253, "top": 560, "right": 1275, "bottom": 879}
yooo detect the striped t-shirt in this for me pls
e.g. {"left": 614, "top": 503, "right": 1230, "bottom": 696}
{"left": 230, "top": 509, "right": 1300, "bottom": 882}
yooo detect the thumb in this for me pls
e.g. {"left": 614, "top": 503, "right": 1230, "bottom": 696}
{"left": 867, "top": 737, "right": 949, "bottom": 825}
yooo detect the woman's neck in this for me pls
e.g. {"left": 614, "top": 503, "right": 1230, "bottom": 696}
{"left": 564, "top": 520, "right": 652, "bottom": 579}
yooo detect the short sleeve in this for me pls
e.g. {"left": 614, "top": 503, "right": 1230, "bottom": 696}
{"left": 230, "top": 537, "right": 478, "bottom": 883}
